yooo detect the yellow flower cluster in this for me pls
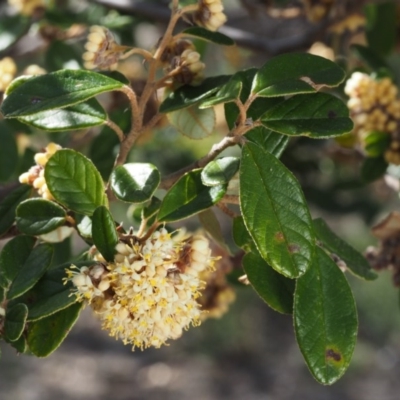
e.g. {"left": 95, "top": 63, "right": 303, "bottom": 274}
{"left": 8, "top": 0, "right": 44, "bottom": 16}
{"left": 193, "top": 0, "right": 227, "bottom": 32}
{"left": 19, "top": 142, "right": 62, "bottom": 200}
{"left": 66, "top": 228, "right": 215, "bottom": 350}
{"left": 345, "top": 72, "right": 400, "bottom": 164}
{"left": 162, "top": 39, "right": 205, "bottom": 86}
{"left": 0, "top": 57, "right": 17, "bottom": 93}
{"left": 83, "top": 26, "right": 123, "bottom": 70}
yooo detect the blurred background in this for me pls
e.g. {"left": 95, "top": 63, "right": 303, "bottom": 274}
{"left": 1, "top": 0, "right": 400, "bottom": 399}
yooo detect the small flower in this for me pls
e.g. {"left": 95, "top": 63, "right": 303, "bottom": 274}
{"left": 193, "top": 0, "right": 227, "bottom": 32}
{"left": 0, "top": 57, "right": 17, "bottom": 92}
{"left": 66, "top": 228, "right": 216, "bottom": 350}
{"left": 8, "top": 0, "right": 44, "bottom": 16}
{"left": 168, "top": 47, "right": 205, "bottom": 86}
{"left": 22, "top": 64, "right": 47, "bottom": 76}
{"left": 82, "top": 26, "right": 124, "bottom": 70}
{"left": 19, "top": 142, "right": 62, "bottom": 200}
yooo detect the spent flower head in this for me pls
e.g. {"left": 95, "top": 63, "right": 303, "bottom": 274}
{"left": 193, "top": 0, "right": 227, "bottom": 32}
{"left": 66, "top": 228, "right": 215, "bottom": 350}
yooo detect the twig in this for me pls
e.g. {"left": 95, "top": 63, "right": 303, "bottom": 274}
{"left": 216, "top": 202, "right": 238, "bottom": 218}
{"left": 105, "top": 119, "right": 124, "bottom": 142}
{"left": 222, "top": 195, "right": 240, "bottom": 205}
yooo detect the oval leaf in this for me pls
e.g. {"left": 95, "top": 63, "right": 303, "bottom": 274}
{"left": 200, "top": 75, "right": 242, "bottom": 109}
{"left": 27, "top": 302, "right": 82, "bottom": 357}
{"left": 110, "top": 163, "right": 160, "bottom": 203}
{"left": 252, "top": 53, "right": 345, "bottom": 97}
{"left": 243, "top": 252, "right": 294, "bottom": 314}
{"left": 261, "top": 93, "right": 353, "bottom": 138}
{"left": 182, "top": 27, "right": 234, "bottom": 46}
{"left": 240, "top": 143, "right": 315, "bottom": 278}
{"left": 1, "top": 69, "right": 124, "bottom": 118}
{"left": 198, "top": 209, "right": 229, "bottom": 252}
{"left": 16, "top": 198, "right": 67, "bottom": 235}
{"left": 313, "top": 218, "right": 377, "bottom": 280}
{"left": 245, "top": 127, "right": 289, "bottom": 158}
{"left": 168, "top": 104, "right": 215, "bottom": 139}
{"left": 201, "top": 157, "right": 240, "bottom": 187}
{"left": 4, "top": 303, "right": 28, "bottom": 342}
{"left": 158, "top": 169, "right": 226, "bottom": 222}
{"left": 92, "top": 206, "right": 118, "bottom": 262}
{"left": 294, "top": 247, "right": 358, "bottom": 385}
{"left": 17, "top": 98, "right": 107, "bottom": 131}
{"left": 45, "top": 149, "right": 107, "bottom": 216}
{"left": 7, "top": 243, "right": 54, "bottom": 300}
{"left": 0, "top": 184, "right": 31, "bottom": 237}
{"left": 0, "top": 121, "right": 18, "bottom": 181}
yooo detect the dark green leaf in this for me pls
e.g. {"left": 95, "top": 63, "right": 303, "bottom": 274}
{"left": 0, "top": 235, "right": 36, "bottom": 288}
{"left": 0, "top": 184, "right": 31, "bottom": 237}
{"left": 6, "top": 334, "right": 28, "bottom": 353}
{"left": 99, "top": 70, "right": 131, "bottom": 85}
{"left": 365, "top": 2, "right": 396, "bottom": 56}
{"left": 252, "top": 53, "right": 345, "bottom": 97}
{"left": 27, "top": 302, "right": 82, "bottom": 357}
{"left": 200, "top": 75, "right": 242, "bottom": 108}
{"left": 261, "top": 93, "right": 353, "bottom": 138}
{"left": 159, "top": 75, "right": 231, "bottom": 113}
{"left": 16, "top": 198, "right": 66, "bottom": 235}
{"left": 361, "top": 156, "right": 388, "bottom": 183}
{"left": 232, "top": 216, "right": 256, "bottom": 253}
{"left": 0, "top": 15, "right": 30, "bottom": 53}
{"left": 158, "top": 169, "right": 226, "bottom": 222}
{"left": 201, "top": 157, "right": 240, "bottom": 186}
{"left": 4, "top": 303, "right": 28, "bottom": 342}
{"left": 45, "top": 149, "right": 107, "bottom": 215}
{"left": 182, "top": 27, "right": 234, "bottom": 46}
{"left": 350, "top": 44, "right": 389, "bottom": 72}
{"left": 168, "top": 104, "right": 215, "bottom": 139}
{"left": 364, "top": 132, "right": 391, "bottom": 157}
{"left": 7, "top": 243, "right": 53, "bottom": 300}
{"left": 17, "top": 99, "right": 107, "bottom": 131}
{"left": 45, "top": 40, "right": 82, "bottom": 71}
{"left": 92, "top": 206, "right": 118, "bottom": 262}
{"left": 245, "top": 127, "right": 289, "bottom": 158}
{"left": 313, "top": 218, "right": 377, "bottom": 280}
{"left": 243, "top": 252, "right": 294, "bottom": 314}
{"left": 240, "top": 143, "right": 315, "bottom": 278}
{"left": 198, "top": 209, "right": 228, "bottom": 252}
{"left": 1, "top": 69, "right": 124, "bottom": 118}
{"left": 142, "top": 197, "right": 162, "bottom": 220}
{"left": 110, "top": 163, "right": 161, "bottom": 203}
{"left": 294, "top": 247, "right": 358, "bottom": 385}
{"left": 0, "top": 121, "right": 19, "bottom": 181}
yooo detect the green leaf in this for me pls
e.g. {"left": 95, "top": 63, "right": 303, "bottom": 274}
{"left": 168, "top": 104, "right": 215, "bottom": 139}
{"left": 243, "top": 252, "right": 294, "bottom": 314}
{"left": 350, "top": 44, "right": 389, "bottom": 72}
{"left": 261, "top": 93, "right": 353, "bottom": 138}
{"left": 313, "top": 218, "right": 377, "bottom": 280}
{"left": 364, "top": 132, "right": 391, "bottom": 157}
{"left": 110, "top": 163, "right": 161, "bottom": 203}
{"left": 16, "top": 198, "right": 67, "bottom": 235}
{"left": 92, "top": 206, "right": 118, "bottom": 262}
{"left": 45, "top": 149, "right": 107, "bottom": 216}
{"left": 1, "top": 69, "right": 124, "bottom": 118}
{"left": 7, "top": 243, "right": 54, "bottom": 300}
{"left": 0, "top": 184, "right": 31, "bottom": 237}
{"left": 232, "top": 216, "right": 256, "bottom": 253}
{"left": 198, "top": 209, "right": 228, "bottom": 251}
{"left": 159, "top": 75, "right": 230, "bottom": 113}
{"left": 182, "top": 27, "right": 234, "bottom": 46}
{"left": 158, "top": 169, "right": 226, "bottom": 222}
{"left": 365, "top": 2, "right": 396, "bottom": 57}
{"left": 252, "top": 53, "right": 345, "bottom": 97}
{"left": 199, "top": 75, "right": 242, "bottom": 108}
{"left": 0, "top": 121, "right": 19, "bottom": 182}
{"left": 361, "top": 156, "right": 388, "bottom": 183}
{"left": 27, "top": 302, "right": 82, "bottom": 357}
{"left": 6, "top": 334, "right": 28, "bottom": 354}
{"left": 142, "top": 197, "right": 162, "bottom": 220}
{"left": 201, "top": 157, "right": 240, "bottom": 187}
{"left": 240, "top": 143, "right": 315, "bottom": 278}
{"left": 0, "top": 235, "right": 36, "bottom": 288}
{"left": 17, "top": 99, "right": 107, "bottom": 131}
{"left": 4, "top": 303, "right": 28, "bottom": 342}
{"left": 45, "top": 40, "right": 82, "bottom": 71}
{"left": 0, "top": 15, "right": 30, "bottom": 52}
{"left": 26, "top": 267, "right": 78, "bottom": 321}
{"left": 245, "top": 127, "right": 289, "bottom": 159}
{"left": 294, "top": 247, "right": 358, "bottom": 385}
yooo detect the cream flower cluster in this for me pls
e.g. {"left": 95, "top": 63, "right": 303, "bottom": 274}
{"left": 83, "top": 26, "right": 124, "bottom": 70}
{"left": 8, "top": 0, "right": 44, "bottom": 16}
{"left": 193, "top": 0, "right": 227, "bottom": 32}
{"left": 66, "top": 228, "right": 215, "bottom": 350}
{"left": 302, "top": 0, "right": 334, "bottom": 22}
{"left": 345, "top": 72, "right": 400, "bottom": 164}
{"left": 19, "top": 142, "right": 62, "bottom": 200}
{"left": 0, "top": 57, "right": 17, "bottom": 93}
